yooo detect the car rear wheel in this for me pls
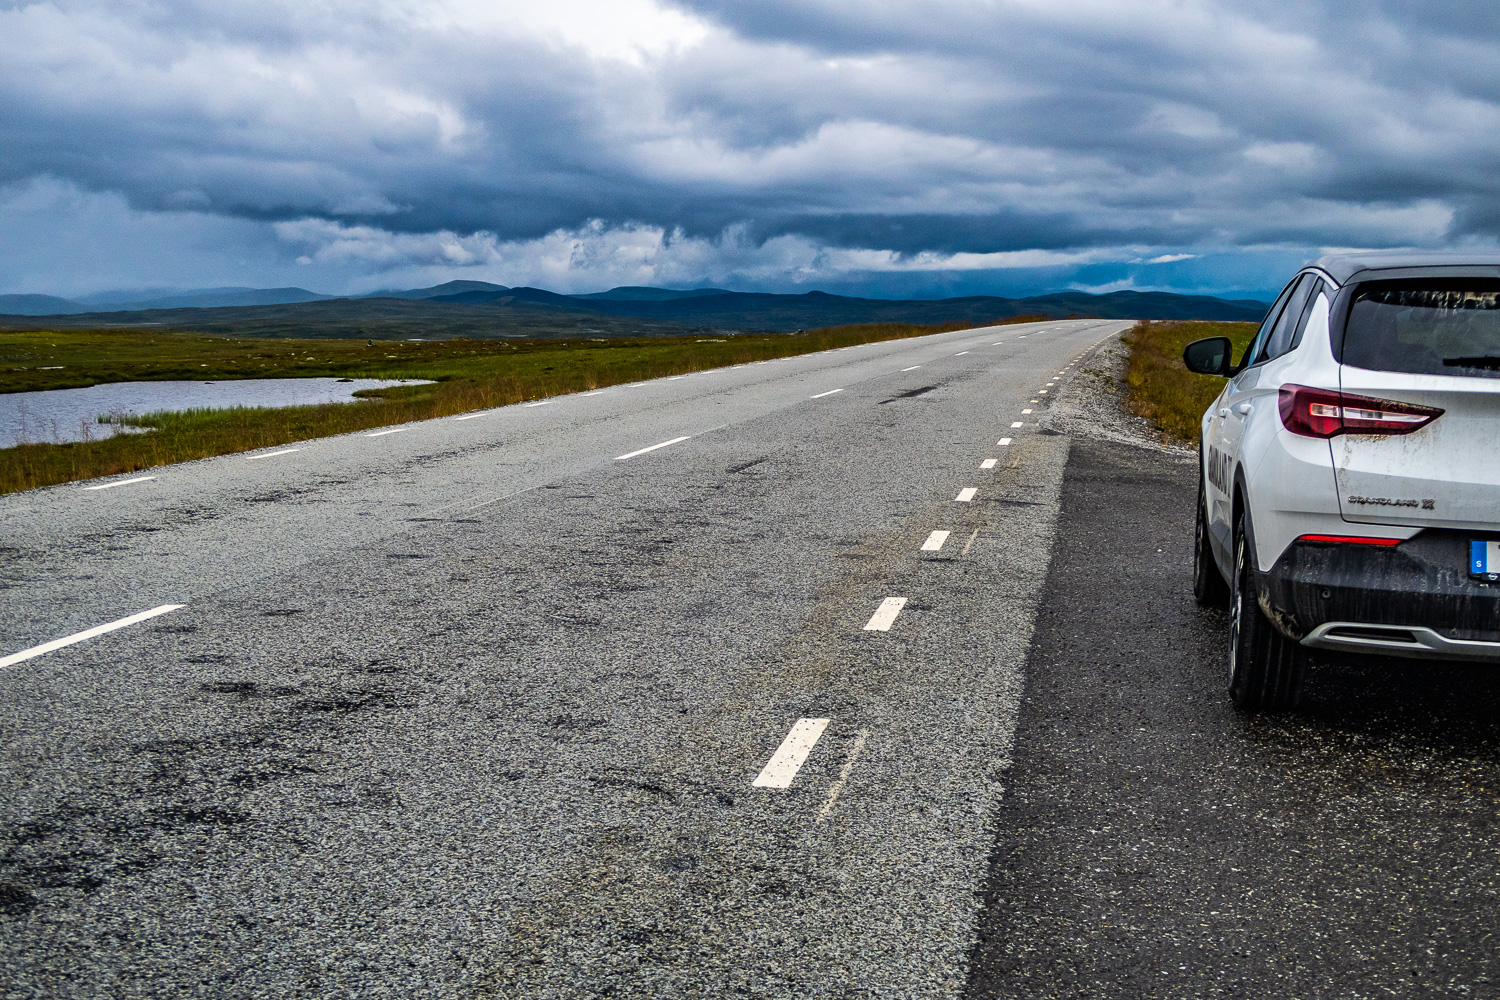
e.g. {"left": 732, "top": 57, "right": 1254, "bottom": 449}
{"left": 1193, "top": 478, "right": 1230, "bottom": 607}
{"left": 1228, "top": 508, "right": 1306, "bottom": 711}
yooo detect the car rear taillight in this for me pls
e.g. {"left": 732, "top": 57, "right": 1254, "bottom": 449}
{"left": 1296, "top": 534, "right": 1404, "bottom": 546}
{"left": 1278, "top": 384, "right": 1443, "bottom": 438}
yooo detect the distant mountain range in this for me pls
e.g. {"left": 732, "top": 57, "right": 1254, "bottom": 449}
{"left": 0, "top": 280, "right": 1269, "bottom": 339}
{"left": 1, "top": 286, "right": 341, "bottom": 313}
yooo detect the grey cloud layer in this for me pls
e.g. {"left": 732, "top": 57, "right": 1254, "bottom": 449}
{"left": 669, "top": 0, "right": 1500, "bottom": 239}
{"left": 3, "top": 0, "right": 1498, "bottom": 288}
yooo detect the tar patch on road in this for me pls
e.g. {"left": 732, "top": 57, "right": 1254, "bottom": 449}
{"left": 878, "top": 384, "right": 940, "bottom": 403}
{"left": 965, "top": 439, "right": 1500, "bottom": 999}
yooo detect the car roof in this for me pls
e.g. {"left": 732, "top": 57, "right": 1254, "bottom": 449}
{"left": 1311, "top": 250, "right": 1500, "bottom": 285}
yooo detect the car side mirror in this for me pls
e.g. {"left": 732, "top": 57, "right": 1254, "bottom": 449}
{"left": 1183, "top": 337, "right": 1235, "bottom": 377}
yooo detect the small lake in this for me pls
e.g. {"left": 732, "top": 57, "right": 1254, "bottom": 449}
{"left": 0, "top": 378, "right": 430, "bottom": 448}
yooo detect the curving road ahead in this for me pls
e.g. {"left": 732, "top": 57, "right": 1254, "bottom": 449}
{"left": 1, "top": 320, "right": 1124, "bottom": 997}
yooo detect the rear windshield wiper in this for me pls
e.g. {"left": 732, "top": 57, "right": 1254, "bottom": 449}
{"left": 1442, "top": 356, "right": 1500, "bottom": 369}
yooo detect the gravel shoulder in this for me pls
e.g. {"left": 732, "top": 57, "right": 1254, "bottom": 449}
{"left": 1043, "top": 329, "right": 1195, "bottom": 461}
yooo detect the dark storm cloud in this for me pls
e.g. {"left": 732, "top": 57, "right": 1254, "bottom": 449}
{"left": 3, "top": 0, "right": 1499, "bottom": 295}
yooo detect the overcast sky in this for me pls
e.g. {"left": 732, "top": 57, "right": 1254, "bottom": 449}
{"left": 4, "top": 0, "right": 1499, "bottom": 300}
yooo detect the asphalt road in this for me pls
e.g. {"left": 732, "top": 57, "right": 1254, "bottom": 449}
{"left": 8, "top": 321, "right": 1494, "bottom": 999}
{"left": 1, "top": 319, "right": 1123, "bottom": 998}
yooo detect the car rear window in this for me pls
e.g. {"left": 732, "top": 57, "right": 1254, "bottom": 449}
{"left": 1344, "top": 278, "right": 1500, "bottom": 377}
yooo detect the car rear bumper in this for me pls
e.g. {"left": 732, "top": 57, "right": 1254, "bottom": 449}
{"left": 1259, "top": 529, "right": 1500, "bottom": 661}
{"left": 1302, "top": 622, "right": 1500, "bottom": 661}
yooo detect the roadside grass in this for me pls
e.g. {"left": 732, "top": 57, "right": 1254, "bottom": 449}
{"left": 1120, "top": 319, "right": 1259, "bottom": 442}
{"left": 1, "top": 315, "right": 1045, "bottom": 495}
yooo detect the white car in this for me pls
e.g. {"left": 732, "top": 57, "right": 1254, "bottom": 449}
{"left": 1184, "top": 251, "right": 1500, "bottom": 711}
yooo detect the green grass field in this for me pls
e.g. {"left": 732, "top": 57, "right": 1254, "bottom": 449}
{"left": 1120, "top": 319, "right": 1259, "bottom": 442}
{"left": 1, "top": 316, "right": 1044, "bottom": 495}
{"left": 2, "top": 328, "right": 647, "bottom": 394}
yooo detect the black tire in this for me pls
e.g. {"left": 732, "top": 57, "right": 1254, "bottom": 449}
{"left": 1228, "top": 508, "right": 1306, "bottom": 711}
{"left": 1193, "top": 477, "right": 1231, "bottom": 607}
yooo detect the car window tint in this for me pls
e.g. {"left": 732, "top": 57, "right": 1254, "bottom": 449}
{"left": 1256, "top": 274, "right": 1315, "bottom": 364}
{"left": 1288, "top": 279, "right": 1327, "bottom": 352}
{"left": 1344, "top": 278, "right": 1500, "bottom": 377}
{"left": 1244, "top": 279, "right": 1299, "bottom": 368}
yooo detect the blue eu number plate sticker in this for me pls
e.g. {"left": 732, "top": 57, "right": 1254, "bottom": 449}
{"left": 1471, "top": 540, "right": 1500, "bottom": 580}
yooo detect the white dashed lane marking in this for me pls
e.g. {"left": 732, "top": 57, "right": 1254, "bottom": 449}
{"left": 453, "top": 411, "right": 492, "bottom": 420}
{"left": 863, "top": 597, "right": 907, "bottom": 632}
{"left": 981, "top": 458, "right": 997, "bottom": 469}
{"left": 955, "top": 487, "right": 977, "bottom": 502}
{"left": 245, "top": 448, "right": 301, "bottom": 461}
{"left": 1011, "top": 421, "right": 1024, "bottom": 428}
{"left": 82, "top": 475, "right": 156, "bottom": 490}
{"left": 921, "top": 530, "right": 951, "bottom": 552}
{"left": 809, "top": 388, "right": 845, "bottom": 399}
{"left": 366, "top": 428, "right": 407, "bottom": 437}
{"left": 753, "top": 718, "right": 830, "bottom": 789}
{"left": 1022, "top": 408, "right": 1033, "bottom": 414}
{"left": 615, "top": 436, "right": 692, "bottom": 461}
{"left": 998, "top": 437, "right": 1012, "bottom": 446}
{"left": 900, "top": 365, "right": 922, "bottom": 372}
{"left": 524, "top": 400, "right": 551, "bottom": 408}
{"left": 1, "top": 604, "right": 185, "bottom": 670}
{"left": 955, "top": 351, "right": 970, "bottom": 356}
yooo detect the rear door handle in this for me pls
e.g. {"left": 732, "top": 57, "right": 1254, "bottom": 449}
{"left": 1234, "top": 402, "right": 1253, "bottom": 415}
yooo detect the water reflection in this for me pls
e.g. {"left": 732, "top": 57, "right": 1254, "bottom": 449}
{"left": 0, "top": 378, "right": 429, "bottom": 448}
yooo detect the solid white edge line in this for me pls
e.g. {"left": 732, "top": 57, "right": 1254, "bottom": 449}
{"left": 863, "top": 596, "right": 907, "bottom": 631}
{"left": 614, "top": 435, "right": 691, "bottom": 461}
{"left": 921, "top": 530, "right": 951, "bottom": 552}
{"left": 753, "top": 718, "right": 831, "bottom": 788}
{"left": 82, "top": 475, "right": 156, "bottom": 491}
{"left": 366, "top": 428, "right": 407, "bottom": 437}
{"left": 955, "top": 487, "right": 977, "bottom": 502}
{"left": 245, "top": 448, "right": 301, "bottom": 461}
{"left": 1, "top": 604, "right": 185, "bottom": 670}
{"left": 810, "top": 388, "right": 844, "bottom": 399}
{"left": 980, "top": 458, "right": 997, "bottom": 469}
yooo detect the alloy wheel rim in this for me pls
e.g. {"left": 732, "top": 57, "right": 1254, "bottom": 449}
{"left": 1195, "top": 503, "right": 1205, "bottom": 573}
{"left": 1229, "top": 534, "right": 1244, "bottom": 685}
